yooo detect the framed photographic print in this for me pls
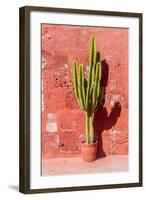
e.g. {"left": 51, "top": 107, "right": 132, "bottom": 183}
{"left": 19, "top": 6, "right": 143, "bottom": 194}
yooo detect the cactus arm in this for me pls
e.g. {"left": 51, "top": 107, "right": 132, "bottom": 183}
{"left": 72, "top": 60, "right": 84, "bottom": 109}
{"left": 86, "top": 36, "right": 97, "bottom": 109}
{"left": 92, "top": 64, "right": 98, "bottom": 112}
{"left": 85, "top": 64, "right": 92, "bottom": 110}
{"left": 94, "top": 62, "right": 104, "bottom": 111}
{"left": 72, "top": 60, "right": 79, "bottom": 98}
{"left": 95, "top": 86, "right": 105, "bottom": 112}
{"left": 92, "top": 62, "right": 102, "bottom": 111}
{"left": 97, "top": 62, "right": 102, "bottom": 80}
{"left": 92, "top": 84, "right": 96, "bottom": 113}
{"left": 79, "top": 64, "right": 86, "bottom": 110}
{"left": 89, "top": 36, "right": 96, "bottom": 67}
{"left": 91, "top": 38, "right": 96, "bottom": 83}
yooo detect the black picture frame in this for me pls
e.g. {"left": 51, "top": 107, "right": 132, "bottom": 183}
{"left": 19, "top": 6, "right": 143, "bottom": 194}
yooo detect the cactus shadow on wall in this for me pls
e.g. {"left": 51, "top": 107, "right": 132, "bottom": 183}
{"left": 93, "top": 59, "right": 122, "bottom": 158}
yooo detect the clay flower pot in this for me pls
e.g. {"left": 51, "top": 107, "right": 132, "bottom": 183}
{"left": 81, "top": 141, "right": 97, "bottom": 162}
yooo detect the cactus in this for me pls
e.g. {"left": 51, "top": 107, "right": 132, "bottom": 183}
{"left": 72, "top": 36, "right": 105, "bottom": 144}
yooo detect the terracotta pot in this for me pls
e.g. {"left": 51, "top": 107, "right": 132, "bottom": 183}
{"left": 81, "top": 141, "right": 97, "bottom": 162}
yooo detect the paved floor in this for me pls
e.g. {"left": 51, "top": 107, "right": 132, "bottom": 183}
{"left": 42, "top": 155, "right": 128, "bottom": 176}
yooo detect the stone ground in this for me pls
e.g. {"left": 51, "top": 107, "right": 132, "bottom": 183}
{"left": 42, "top": 155, "right": 128, "bottom": 176}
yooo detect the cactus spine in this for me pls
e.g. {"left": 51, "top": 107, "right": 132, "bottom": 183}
{"left": 72, "top": 36, "right": 105, "bottom": 144}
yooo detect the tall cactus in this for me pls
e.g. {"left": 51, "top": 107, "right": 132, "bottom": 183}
{"left": 72, "top": 36, "right": 105, "bottom": 144}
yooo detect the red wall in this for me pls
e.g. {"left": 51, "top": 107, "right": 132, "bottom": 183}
{"left": 41, "top": 24, "right": 128, "bottom": 159}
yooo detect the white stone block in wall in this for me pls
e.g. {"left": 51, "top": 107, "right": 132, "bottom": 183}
{"left": 46, "top": 122, "right": 57, "bottom": 132}
{"left": 46, "top": 112, "right": 57, "bottom": 133}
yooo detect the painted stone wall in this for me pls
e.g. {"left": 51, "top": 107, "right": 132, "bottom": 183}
{"left": 41, "top": 24, "right": 128, "bottom": 159}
